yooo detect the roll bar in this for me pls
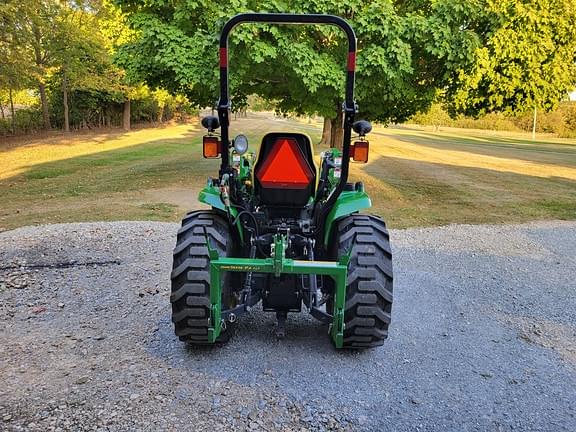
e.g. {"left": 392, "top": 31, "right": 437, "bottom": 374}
{"left": 217, "top": 13, "right": 357, "bottom": 168}
{"left": 216, "top": 13, "right": 358, "bottom": 237}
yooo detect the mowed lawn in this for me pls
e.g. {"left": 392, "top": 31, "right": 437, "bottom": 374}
{"left": 1, "top": 113, "right": 575, "bottom": 231}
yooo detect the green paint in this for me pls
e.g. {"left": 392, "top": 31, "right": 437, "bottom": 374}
{"left": 323, "top": 190, "right": 372, "bottom": 246}
{"left": 198, "top": 184, "right": 244, "bottom": 243}
{"left": 206, "top": 234, "right": 349, "bottom": 348}
{"left": 271, "top": 234, "right": 287, "bottom": 277}
{"left": 198, "top": 184, "right": 226, "bottom": 211}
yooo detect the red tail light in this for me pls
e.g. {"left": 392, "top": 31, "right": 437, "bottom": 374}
{"left": 256, "top": 138, "right": 314, "bottom": 189}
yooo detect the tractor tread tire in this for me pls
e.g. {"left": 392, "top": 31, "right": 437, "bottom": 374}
{"left": 334, "top": 214, "right": 393, "bottom": 349}
{"left": 171, "top": 210, "right": 234, "bottom": 344}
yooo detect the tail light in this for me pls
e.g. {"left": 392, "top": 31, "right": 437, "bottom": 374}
{"left": 351, "top": 141, "right": 369, "bottom": 163}
{"left": 256, "top": 138, "right": 314, "bottom": 189}
{"left": 203, "top": 136, "right": 220, "bottom": 158}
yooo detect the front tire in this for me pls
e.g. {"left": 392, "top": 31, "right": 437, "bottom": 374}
{"left": 170, "top": 210, "right": 235, "bottom": 344}
{"left": 331, "top": 214, "right": 393, "bottom": 349}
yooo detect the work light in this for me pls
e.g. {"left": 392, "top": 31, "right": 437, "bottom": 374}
{"left": 233, "top": 134, "right": 249, "bottom": 155}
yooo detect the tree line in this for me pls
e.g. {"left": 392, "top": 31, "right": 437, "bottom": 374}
{"left": 114, "top": 0, "right": 576, "bottom": 146}
{"left": 410, "top": 102, "right": 576, "bottom": 137}
{"left": 0, "top": 0, "right": 194, "bottom": 136}
{"left": 1, "top": 0, "right": 575, "bottom": 140}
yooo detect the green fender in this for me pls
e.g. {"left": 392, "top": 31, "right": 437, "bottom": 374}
{"left": 199, "top": 185, "right": 370, "bottom": 247}
{"left": 198, "top": 185, "right": 226, "bottom": 211}
{"left": 323, "top": 190, "right": 372, "bottom": 247}
{"left": 198, "top": 185, "right": 244, "bottom": 243}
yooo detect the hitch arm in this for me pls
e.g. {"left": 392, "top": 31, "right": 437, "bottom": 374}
{"left": 206, "top": 234, "right": 349, "bottom": 347}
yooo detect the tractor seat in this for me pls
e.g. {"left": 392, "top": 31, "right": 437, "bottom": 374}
{"left": 254, "top": 133, "right": 316, "bottom": 207}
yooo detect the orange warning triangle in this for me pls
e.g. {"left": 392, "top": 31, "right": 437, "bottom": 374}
{"left": 257, "top": 138, "right": 313, "bottom": 189}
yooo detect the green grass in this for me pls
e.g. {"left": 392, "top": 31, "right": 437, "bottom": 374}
{"left": 0, "top": 114, "right": 575, "bottom": 231}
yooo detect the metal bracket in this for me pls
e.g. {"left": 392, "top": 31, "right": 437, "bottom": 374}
{"left": 271, "top": 234, "right": 287, "bottom": 276}
{"left": 330, "top": 250, "right": 350, "bottom": 348}
{"left": 204, "top": 227, "right": 220, "bottom": 261}
{"left": 338, "top": 249, "right": 352, "bottom": 267}
{"left": 205, "top": 232, "right": 349, "bottom": 347}
{"left": 204, "top": 228, "right": 221, "bottom": 343}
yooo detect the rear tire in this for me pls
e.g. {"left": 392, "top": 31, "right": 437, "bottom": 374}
{"left": 331, "top": 214, "right": 393, "bottom": 349}
{"left": 170, "top": 210, "right": 235, "bottom": 344}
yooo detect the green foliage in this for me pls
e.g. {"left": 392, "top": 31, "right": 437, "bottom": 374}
{"left": 0, "top": 0, "right": 194, "bottom": 135}
{"left": 410, "top": 103, "right": 452, "bottom": 130}
{"left": 514, "top": 103, "right": 576, "bottom": 138}
{"left": 0, "top": 107, "right": 44, "bottom": 135}
{"left": 2, "top": 0, "right": 575, "bottom": 135}
{"left": 0, "top": 0, "right": 130, "bottom": 132}
{"left": 0, "top": 0, "right": 36, "bottom": 90}
{"left": 451, "top": 114, "right": 520, "bottom": 133}
{"left": 0, "top": 89, "right": 39, "bottom": 116}
{"left": 114, "top": 0, "right": 576, "bottom": 123}
{"left": 45, "top": 81, "right": 195, "bottom": 130}
{"left": 248, "top": 94, "right": 277, "bottom": 112}
{"left": 446, "top": 0, "right": 576, "bottom": 116}
{"left": 409, "top": 102, "right": 576, "bottom": 137}
{"left": 114, "top": 0, "right": 480, "bottom": 122}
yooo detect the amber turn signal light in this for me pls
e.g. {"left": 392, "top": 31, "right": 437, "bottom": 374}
{"left": 203, "top": 136, "right": 221, "bottom": 158}
{"left": 351, "top": 141, "right": 369, "bottom": 163}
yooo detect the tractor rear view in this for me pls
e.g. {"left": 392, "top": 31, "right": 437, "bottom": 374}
{"left": 171, "top": 13, "right": 393, "bottom": 349}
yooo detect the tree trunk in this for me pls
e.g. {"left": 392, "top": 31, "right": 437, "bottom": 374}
{"left": 329, "top": 106, "right": 344, "bottom": 149}
{"left": 63, "top": 70, "right": 70, "bottom": 132}
{"left": 320, "top": 117, "right": 332, "bottom": 146}
{"left": 39, "top": 84, "right": 51, "bottom": 129}
{"left": 32, "top": 23, "right": 50, "bottom": 130}
{"left": 158, "top": 105, "right": 164, "bottom": 123}
{"left": 0, "top": 100, "right": 5, "bottom": 119}
{"left": 9, "top": 87, "right": 15, "bottom": 134}
{"left": 123, "top": 99, "right": 131, "bottom": 131}
{"left": 532, "top": 107, "right": 537, "bottom": 140}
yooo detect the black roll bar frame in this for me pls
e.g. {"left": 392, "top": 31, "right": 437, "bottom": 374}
{"left": 217, "top": 13, "right": 358, "bottom": 238}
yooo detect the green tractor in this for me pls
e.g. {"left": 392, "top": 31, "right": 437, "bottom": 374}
{"left": 171, "top": 13, "right": 393, "bottom": 349}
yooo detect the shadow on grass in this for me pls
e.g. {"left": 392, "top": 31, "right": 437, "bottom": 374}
{"left": 374, "top": 129, "right": 576, "bottom": 168}
{"left": 1, "top": 124, "right": 576, "bottom": 230}
{"left": 360, "top": 153, "right": 576, "bottom": 227}
{"left": 0, "top": 119, "right": 324, "bottom": 218}
{"left": 0, "top": 123, "right": 182, "bottom": 154}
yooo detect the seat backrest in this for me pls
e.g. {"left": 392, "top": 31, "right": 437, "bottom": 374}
{"left": 254, "top": 133, "right": 316, "bottom": 207}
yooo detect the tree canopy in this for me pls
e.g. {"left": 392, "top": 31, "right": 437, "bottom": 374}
{"left": 1, "top": 0, "right": 575, "bottom": 136}
{"left": 446, "top": 0, "right": 576, "bottom": 116}
{"left": 114, "top": 0, "right": 576, "bottom": 128}
{"left": 0, "top": 0, "right": 129, "bottom": 130}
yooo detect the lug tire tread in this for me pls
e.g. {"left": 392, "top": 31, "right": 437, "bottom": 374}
{"left": 171, "top": 210, "right": 234, "bottom": 344}
{"left": 333, "top": 214, "right": 393, "bottom": 349}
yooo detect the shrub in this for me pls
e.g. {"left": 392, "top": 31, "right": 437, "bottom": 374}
{"left": 0, "top": 107, "right": 44, "bottom": 136}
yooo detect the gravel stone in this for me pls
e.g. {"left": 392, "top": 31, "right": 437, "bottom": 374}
{"left": 0, "top": 220, "right": 575, "bottom": 431}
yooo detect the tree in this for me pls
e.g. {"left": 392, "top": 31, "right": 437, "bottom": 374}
{"left": 444, "top": 0, "right": 576, "bottom": 117}
{"left": 112, "top": 1, "right": 576, "bottom": 143}
{"left": 0, "top": 0, "right": 132, "bottom": 133}
{"left": 1, "top": 0, "right": 71, "bottom": 130}
{"left": 54, "top": 3, "right": 120, "bottom": 132}
{"left": 98, "top": 0, "right": 138, "bottom": 130}
{"left": 23, "top": 0, "right": 62, "bottom": 129}
{"left": 410, "top": 102, "right": 452, "bottom": 131}
{"left": 0, "top": 1, "right": 35, "bottom": 132}
{"left": 114, "top": 0, "right": 479, "bottom": 147}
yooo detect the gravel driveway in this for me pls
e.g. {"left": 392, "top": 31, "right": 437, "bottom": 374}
{"left": 0, "top": 221, "right": 575, "bottom": 431}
